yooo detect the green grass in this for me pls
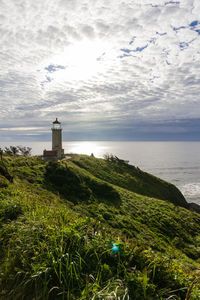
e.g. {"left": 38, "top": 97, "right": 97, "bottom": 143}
{"left": 70, "top": 154, "right": 188, "bottom": 207}
{"left": 0, "top": 154, "right": 200, "bottom": 299}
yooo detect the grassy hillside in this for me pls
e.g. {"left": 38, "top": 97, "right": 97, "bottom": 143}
{"left": 0, "top": 154, "right": 200, "bottom": 300}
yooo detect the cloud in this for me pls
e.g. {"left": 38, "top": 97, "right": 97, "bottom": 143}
{"left": 0, "top": 0, "right": 200, "bottom": 141}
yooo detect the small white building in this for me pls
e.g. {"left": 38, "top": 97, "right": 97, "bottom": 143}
{"left": 43, "top": 118, "right": 65, "bottom": 160}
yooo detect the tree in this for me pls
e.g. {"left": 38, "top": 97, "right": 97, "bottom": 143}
{"left": 17, "top": 146, "right": 32, "bottom": 156}
{"left": 4, "top": 146, "right": 32, "bottom": 156}
{"left": 0, "top": 148, "right": 3, "bottom": 160}
{"left": 4, "top": 147, "right": 13, "bottom": 155}
{"left": 103, "top": 153, "right": 129, "bottom": 165}
{"left": 10, "top": 146, "right": 19, "bottom": 155}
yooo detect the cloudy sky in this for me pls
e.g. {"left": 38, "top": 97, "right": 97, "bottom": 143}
{"left": 0, "top": 0, "right": 200, "bottom": 141}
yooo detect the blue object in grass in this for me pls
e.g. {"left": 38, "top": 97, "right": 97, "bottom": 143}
{"left": 112, "top": 244, "right": 119, "bottom": 252}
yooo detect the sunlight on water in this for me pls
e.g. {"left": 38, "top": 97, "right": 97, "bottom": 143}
{"left": 64, "top": 141, "right": 109, "bottom": 157}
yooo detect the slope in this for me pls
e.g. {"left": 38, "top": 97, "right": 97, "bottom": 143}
{"left": 0, "top": 154, "right": 200, "bottom": 300}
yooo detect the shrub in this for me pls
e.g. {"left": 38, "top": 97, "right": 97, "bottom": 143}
{"left": 45, "top": 162, "right": 93, "bottom": 203}
{"left": 0, "top": 175, "right": 9, "bottom": 188}
{"left": 0, "top": 199, "right": 22, "bottom": 222}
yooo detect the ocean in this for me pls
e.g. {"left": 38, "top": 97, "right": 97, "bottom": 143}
{"left": 1, "top": 141, "right": 200, "bottom": 205}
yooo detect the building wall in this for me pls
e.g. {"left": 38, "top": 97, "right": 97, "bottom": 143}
{"left": 51, "top": 128, "right": 64, "bottom": 159}
{"left": 52, "top": 129, "right": 62, "bottom": 151}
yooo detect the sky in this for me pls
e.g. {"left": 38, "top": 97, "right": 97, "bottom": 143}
{"left": 0, "top": 0, "right": 200, "bottom": 141}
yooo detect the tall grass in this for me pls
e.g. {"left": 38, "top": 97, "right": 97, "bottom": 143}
{"left": 0, "top": 155, "right": 200, "bottom": 299}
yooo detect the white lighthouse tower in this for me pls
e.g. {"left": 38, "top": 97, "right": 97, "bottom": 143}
{"left": 43, "top": 118, "right": 65, "bottom": 160}
{"left": 52, "top": 118, "right": 64, "bottom": 159}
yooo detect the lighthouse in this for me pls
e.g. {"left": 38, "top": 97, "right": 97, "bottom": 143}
{"left": 43, "top": 118, "right": 65, "bottom": 160}
{"left": 52, "top": 118, "right": 64, "bottom": 158}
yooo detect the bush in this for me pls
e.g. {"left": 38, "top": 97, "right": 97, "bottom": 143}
{"left": 0, "top": 175, "right": 9, "bottom": 188}
{"left": 0, "top": 161, "right": 13, "bottom": 182}
{"left": 3, "top": 145, "right": 32, "bottom": 156}
{"left": 87, "top": 178, "right": 121, "bottom": 204}
{"left": 0, "top": 199, "right": 22, "bottom": 222}
{"left": 45, "top": 162, "right": 93, "bottom": 203}
{"left": 45, "top": 161, "right": 121, "bottom": 205}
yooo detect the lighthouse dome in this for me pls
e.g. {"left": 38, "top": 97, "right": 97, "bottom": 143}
{"left": 52, "top": 118, "right": 61, "bottom": 129}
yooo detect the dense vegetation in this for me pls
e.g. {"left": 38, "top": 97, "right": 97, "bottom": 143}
{"left": 0, "top": 154, "right": 200, "bottom": 299}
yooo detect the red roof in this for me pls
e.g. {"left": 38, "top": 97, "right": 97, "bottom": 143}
{"left": 43, "top": 150, "right": 57, "bottom": 157}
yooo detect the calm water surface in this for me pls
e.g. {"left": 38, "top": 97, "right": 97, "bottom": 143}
{"left": 1, "top": 141, "right": 200, "bottom": 204}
